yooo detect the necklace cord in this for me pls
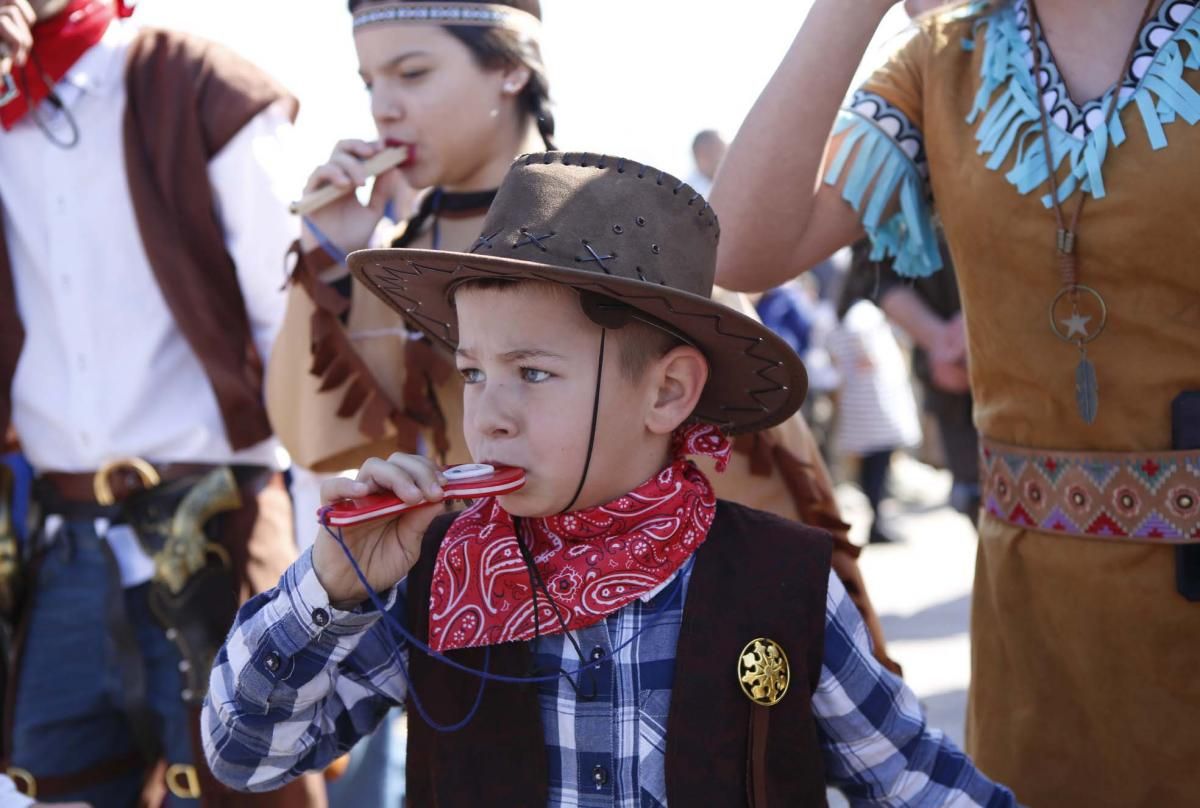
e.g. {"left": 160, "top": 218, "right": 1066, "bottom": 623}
{"left": 1027, "top": 0, "right": 1158, "bottom": 288}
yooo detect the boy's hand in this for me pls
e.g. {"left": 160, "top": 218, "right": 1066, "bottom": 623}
{"left": 312, "top": 454, "right": 447, "bottom": 609}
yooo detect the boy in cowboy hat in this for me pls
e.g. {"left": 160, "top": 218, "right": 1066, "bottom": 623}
{"left": 203, "top": 152, "right": 1013, "bottom": 806}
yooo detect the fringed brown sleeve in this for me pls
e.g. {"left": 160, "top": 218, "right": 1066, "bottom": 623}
{"left": 286, "top": 242, "right": 431, "bottom": 452}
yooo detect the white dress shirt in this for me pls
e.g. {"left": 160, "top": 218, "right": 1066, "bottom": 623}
{"left": 0, "top": 19, "right": 299, "bottom": 474}
{"left": 0, "top": 774, "right": 32, "bottom": 808}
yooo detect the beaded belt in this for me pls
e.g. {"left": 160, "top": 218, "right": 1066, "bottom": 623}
{"left": 980, "top": 439, "right": 1200, "bottom": 542}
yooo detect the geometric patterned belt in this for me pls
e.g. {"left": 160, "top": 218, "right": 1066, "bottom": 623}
{"left": 980, "top": 438, "right": 1200, "bottom": 542}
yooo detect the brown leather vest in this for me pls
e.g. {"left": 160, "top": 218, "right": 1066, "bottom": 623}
{"left": 0, "top": 28, "right": 297, "bottom": 451}
{"left": 405, "top": 500, "right": 832, "bottom": 807}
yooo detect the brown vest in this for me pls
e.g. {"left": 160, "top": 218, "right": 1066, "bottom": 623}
{"left": 0, "top": 28, "right": 297, "bottom": 451}
{"left": 405, "top": 500, "right": 832, "bottom": 807}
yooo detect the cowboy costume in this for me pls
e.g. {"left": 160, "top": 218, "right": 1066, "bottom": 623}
{"left": 203, "top": 152, "right": 1015, "bottom": 807}
{"left": 0, "top": 1, "right": 322, "bottom": 804}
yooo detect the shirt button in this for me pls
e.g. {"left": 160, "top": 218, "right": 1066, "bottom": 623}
{"left": 312, "top": 608, "right": 330, "bottom": 627}
{"left": 264, "top": 651, "right": 281, "bottom": 672}
{"left": 590, "top": 646, "right": 605, "bottom": 662}
{"left": 592, "top": 764, "right": 608, "bottom": 789}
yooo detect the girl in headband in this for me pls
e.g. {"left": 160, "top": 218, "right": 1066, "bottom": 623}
{"left": 268, "top": 0, "right": 554, "bottom": 484}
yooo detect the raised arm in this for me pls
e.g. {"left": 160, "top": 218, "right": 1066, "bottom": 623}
{"left": 711, "top": 0, "right": 899, "bottom": 291}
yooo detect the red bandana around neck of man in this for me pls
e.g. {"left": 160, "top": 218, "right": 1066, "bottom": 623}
{"left": 428, "top": 423, "right": 732, "bottom": 651}
{"left": 0, "top": 0, "right": 134, "bottom": 131}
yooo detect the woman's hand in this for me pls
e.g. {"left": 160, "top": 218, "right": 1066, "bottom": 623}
{"left": 928, "top": 315, "right": 970, "bottom": 394}
{"left": 298, "top": 139, "right": 406, "bottom": 256}
{"left": 312, "top": 453, "right": 447, "bottom": 609}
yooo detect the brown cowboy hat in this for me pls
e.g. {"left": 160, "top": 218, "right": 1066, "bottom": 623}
{"left": 347, "top": 151, "right": 807, "bottom": 434}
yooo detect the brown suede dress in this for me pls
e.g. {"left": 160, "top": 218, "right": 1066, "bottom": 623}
{"left": 835, "top": 3, "right": 1200, "bottom": 805}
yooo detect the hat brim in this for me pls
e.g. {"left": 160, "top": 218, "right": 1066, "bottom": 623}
{"left": 347, "top": 248, "right": 807, "bottom": 435}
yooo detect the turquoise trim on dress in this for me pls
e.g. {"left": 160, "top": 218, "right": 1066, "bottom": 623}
{"left": 966, "top": 3, "right": 1200, "bottom": 207}
{"left": 825, "top": 110, "right": 943, "bottom": 278}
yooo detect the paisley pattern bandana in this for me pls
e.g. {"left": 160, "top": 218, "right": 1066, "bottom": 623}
{"left": 428, "top": 423, "right": 731, "bottom": 651}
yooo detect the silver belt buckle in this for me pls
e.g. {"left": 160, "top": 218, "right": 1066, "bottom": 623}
{"left": 0, "top": 74, "right": 17, "bottom": 108}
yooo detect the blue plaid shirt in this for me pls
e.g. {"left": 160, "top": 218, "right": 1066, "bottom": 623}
{"left": 203, "top": 547, "right": 1015, "bottom": 807}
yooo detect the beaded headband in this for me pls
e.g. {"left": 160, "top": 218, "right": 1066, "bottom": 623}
{"left": 352, "top": 2, "right": 542, "bottom": 37}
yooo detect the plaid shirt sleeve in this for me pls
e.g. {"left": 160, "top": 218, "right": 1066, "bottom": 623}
{"left": 816, "top": 572, "right": 1017, "bottom": 807}
{"left": 201, "top": 546, "right": 408, "bottom": 792}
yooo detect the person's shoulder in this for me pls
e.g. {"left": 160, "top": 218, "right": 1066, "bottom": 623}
{"left": 892, "top": 0, "right": 995, "bottom": 62}
{"left": 126, "top": 26, "right": 294, "bottom": 110}
{"left": 126, "top": 26, "right": 237, "bottom": 71}
{"left": 918, "top": 1, "right": 996, "bottom": 40}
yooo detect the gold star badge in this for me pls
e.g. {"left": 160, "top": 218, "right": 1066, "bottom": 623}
{"left": 737, "top": 638, "right": 790, "bottom": 706}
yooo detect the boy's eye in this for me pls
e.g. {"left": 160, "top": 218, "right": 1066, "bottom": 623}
{"left": 400, "top": 68, "right": 430, "bottom": 81}
{"left": 520, "top": 367, "right": 552, "bottom": 383}
{"left": 459, "top": 367, "right": 483, "bottom": 384}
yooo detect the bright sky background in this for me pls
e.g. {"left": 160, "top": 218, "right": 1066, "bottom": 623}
{"left": 135, "top": 1, "right": 913, "bottom": 191}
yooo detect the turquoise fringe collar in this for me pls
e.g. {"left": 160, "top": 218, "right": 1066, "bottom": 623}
{"left": 823, "top": 3, "right": 1200, "bottom": 278}
{"left": 967, "top": 2, "right": 1200, "bottom": 207}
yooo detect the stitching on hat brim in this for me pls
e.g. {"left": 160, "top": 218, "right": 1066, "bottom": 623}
{"left": 347, "top": 248, "right": 807, "bottom": 435}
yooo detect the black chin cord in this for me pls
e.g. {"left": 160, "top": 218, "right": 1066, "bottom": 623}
{"left": 560, "top": 328, "right": 607, "bottom": 514}
{"left": 510, "top": 327, "right": 608, "bottom": 698}
{"left": 513, "top": 517, "right": 597, "bottom": 700}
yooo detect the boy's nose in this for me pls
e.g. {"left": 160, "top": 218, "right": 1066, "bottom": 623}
{"left": 470, "top": 385, "right": 520, "bottom": 439}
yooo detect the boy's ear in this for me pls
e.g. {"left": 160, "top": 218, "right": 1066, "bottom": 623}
{"left": 646, "top": 345, "right": 708, "bottom": 436}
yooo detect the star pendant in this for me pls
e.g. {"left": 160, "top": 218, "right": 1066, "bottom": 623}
{"left": 1061, "top": 312, "right": 1092, "bottom": 339}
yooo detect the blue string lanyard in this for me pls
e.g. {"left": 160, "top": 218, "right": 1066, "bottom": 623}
{"left": 317, "top": 512, "right": 686, "bottom": 732}
{"left": 301, "top": 215, "right": 349, "bottom": 267}
{"left": 301, "top": 188, "right": 442, "bottom": 269}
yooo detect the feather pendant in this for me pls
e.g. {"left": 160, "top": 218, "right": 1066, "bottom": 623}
{"left": 1075, "top": 356, "right": 1099, "bottom": 424}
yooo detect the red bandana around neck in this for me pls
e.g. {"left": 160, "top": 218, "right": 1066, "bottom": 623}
{"left": 0, "top": 0, "right": 131, "bottom": 131}
{"left": 428, "top": 423, "right": 732, "bottom": 651}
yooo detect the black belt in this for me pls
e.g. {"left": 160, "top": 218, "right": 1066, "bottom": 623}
{"left": 33, "top": 463, "right": 273, "bottom": 521}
